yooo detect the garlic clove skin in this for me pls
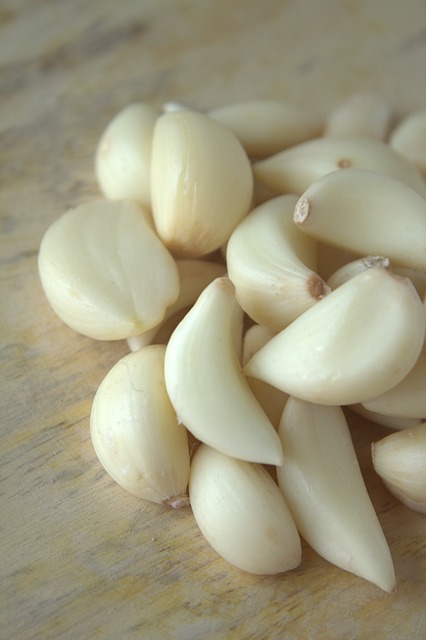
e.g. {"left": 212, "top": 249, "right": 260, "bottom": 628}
{"left": 150, "top": 110, "right": 253, "bottom": 257}
{"left": 244, "top": 267, "right": 425, "bottom": 406}
{"left": 277, "top": 397, "right": 396, "bottom": 592}
{"left": 164, "top": 277, "right": 284, "bottom": 466}
{"left": 189, "top": 444, "right": 301, "bottom": 575}
{"left": 90, "top": 344, "right": 190, "bottom": 506}
{"left": 294, "top": 168, "right": 426, "bottom": 271}
{"left": 389, "top": 109, "right": 426, "bottom": 176}
{"left": 372, "top": 423, "right": 426, "bottom": 514}
{"left": 327, "top": 255, "right": 390, "bottom": 290}
{"left": 95, "top": 103, "right": 158, "bottom": 208}
{"left": 38, "top": 199, "right": 180, "bottom": 340}
{"left": 226, "top": 195, "right": 329, "bottom": 331}
{"left": 324, "top": 93, "right": 392, "bottom": 140}
{"left": 350, "top": 404, "right": 423, "bottom": 431}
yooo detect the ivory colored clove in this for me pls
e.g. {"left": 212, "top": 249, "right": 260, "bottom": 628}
{"left": 327, "top": 255, "right": 390, "bottom": 290}
{"left": 350, "top": 404, "right": 423, "bottom": 431}
{"left": 324, "top": 93, "right": 392, "bottom": 140}
{"left": 277, "top": 397, "right": 396, "bottom": 592}
{"left": 189, "top": 444, "right": 301, "bottom": 574}
{"left": 389, "top": 109, "right": 426, "bottom": 176}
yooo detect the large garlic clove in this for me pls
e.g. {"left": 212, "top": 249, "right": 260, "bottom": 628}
{"left": 327, "top": 255, "right": 390, "bottom": 290}
{"left": 253, "top": 136, "right": 426, "bottom": 198}
{"left": 189, "top": 444, "right": 301, "bottom": 575}
{"left": 164, "top": 277, "right": 283, "bottom": 466}
{"left": 127, "top": 258, "right": 227, "bottom": 351}
{"left": 277, "top": 397, "right": 396, "bottom": 592}
{"left": 294, "top": 168, "right": 426, "bottom": 271}
{"left": 90, "top": 344, "right": 190, "bottom": 506}
{"left": 350, "top": 404, "right": 423, "bottom": 431}
{"left": 226, "top": 195, "right": 329, "bottom": 331}
{"left": 207, "top": 99, "right": 322, "bottom": 159}
{"left": 324, "top": 93, "right": 392, "bottom": 140}
{"left": 38, "top": 199, "right": 180, "bottom": 340}
{"left": 372, "top": 423, "right": 426, "bottom": 514}
{"left": 243, "top": 267, "right": 425, "bottom": 406}
{"left": 95, "top": 102, "right": 158, "bottom": 208}
{"left": 150, "top": 110, "right": 253, "bottom": 257}
{"left": 389, "top": 109, "right": 426, "bottom": 176}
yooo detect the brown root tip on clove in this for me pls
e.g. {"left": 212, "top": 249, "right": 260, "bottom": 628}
{"left": 308, "top": 273, "right": 331, "bottom": 300}
{"left": 164, "top": 494, "right": 191, "bottom": 509}
{"left": 337, "top": 158, "right": 352, "bottom": 168}
{"left": 294, "top": 197, "right": 311, "bottom": 224}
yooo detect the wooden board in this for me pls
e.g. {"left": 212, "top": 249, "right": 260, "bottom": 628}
{"left": 2, "top": 1, "right": 426, "bottom": 638}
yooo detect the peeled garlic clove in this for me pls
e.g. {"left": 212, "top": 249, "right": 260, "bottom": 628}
{"left": 253, "top": 136, "right": 426, "bottom": 198}
{"left": 95, "top": 103, "right": 158, "bottom": 208}
{"left": 277, "top": 397, "right": 396, "bottom": 592}
{"left": 372, "top": 423, "right": 426, "bottom": 514}
{"left": 208, "top": 99, "right": 322, "bottom": 159}
{"left": 294, "top": 168, "right": 426, "bottom": 271}
{"left": 244, "top": 267, "right": 425, "bottom": 406}
{"left": 164, "top": 277, "right": 283, "bottom": 465}
{"left": 227, "top": 195, "right": 329, "bottom": 331}
{"left": 90, "top": 344, "right": 190, "bottom": 506}
{"left": 189, "top": 444, "right": 301, "bottom": 574}
{"left": 324, "top": 93, "right": 392, "bottom": 140}
{"left": 327, "top": 255, "right": 390, "bottom": 290}
{"left": 350, "top": 404, "right": 423, "bottom": 431}
{"left": 390, "top": 109, "right": 426, "bottom": 176}
{"left": 150, "top": 110, "right": 253, "bottom": 257}
{"left": 392, "top": 266, "right": 426, "bottom": 299}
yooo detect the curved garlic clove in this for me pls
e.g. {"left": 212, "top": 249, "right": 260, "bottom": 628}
{"left": 164, "top": 277, "right": 283, "bottom": 465}
{"left": 392, "top": 265, "right": 426, "bottom": 299}
{"left": 327, "top": 255, "right": 390, "bottom": 290}
{"left": 90, "top": 344, "right": 190, "bottom": 506}
{"left": 277, "top": 397, "right": 396, "bottom": 592}
{"left": 350, "top": 404, "right": 424, "bottom": 431}
{"left": 244, "top": 267, "right": 425, "bottom": 406}
{"left": 208, "top": 99, "right": 322, "bottom": 159}
{"left": 189, "top": 444, "right": 301, "bottom": 574}
{"left": 372, "top": 423, "right": 426, "bottom": 514}
{"left": 294, "top": 169, "right": 426, "bottom": 271}
{"left": 95, "top": 103, "right": 158, "bottom": 208}
{"left": 150, "top": 110, "right": 253, "bottom": 257}
{"left": 253, "top": 136, "right": 426, "bottom": 198}
{"left": 324, "top": 93, "right": 392, "bottom": 140}
{"left": 226, "top": 195, "right": 329, "bottom": 331}
{"left": 389, "top": 109, "right": 426, "bottom": 176}
{"left": 38, "top": 199, "right": 180, "bottom": 340}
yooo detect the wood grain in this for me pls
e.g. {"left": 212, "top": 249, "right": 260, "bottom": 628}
{"left": 1, "top": 1, "right": 426, "bottom": 638}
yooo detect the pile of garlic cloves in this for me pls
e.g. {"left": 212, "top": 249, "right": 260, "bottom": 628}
{"left": 38, "top": 94, "right": 426, "bottom": 593}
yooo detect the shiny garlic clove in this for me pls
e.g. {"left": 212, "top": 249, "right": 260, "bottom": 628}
{"left": 350, "top": 404, "right": 424, "bottom": 431}
{"left": 226, "top": 195, "right": 329, "bottom": 331}
{"left": 253, "top": 136, "right": 426, "bottom": 198}
{"left": 189, "top": 444, "right": 301, "bottom": 574}
{"left": 127, "top": 258, "right": 227, "bottom": 351}
{"left": 208, "top": 99, "right": 322, "bottom": 159}
{"left": 150, "top": 110, "right": 253, "bottom": 257}
{"left": 164, "top": 277, "right": 283, "bottom": 465}
{"left": 38, "top": 199, "right": 180, "bottom": 340}
{"left": 294, "top": 168, "right": 426, "bottom": 271}
{"left": 243, "top": 267, "right": 425, "bottom": 406}
{"left": 389, "top": 109, "right": 426, "bottom": 176}
{"left": 277, "top": 397, "right": 396, "bottom": 592}
{"left": 324, "top": 93, "right": 392, "bottom": 140}
{"left": 90, "top": 344, "right": 190, "bottom": 506}
{"left": 327, "top": 255, "right": 390, "bottom": 290}
{"left": 372, "top": 423, "right": 426, "bottom": 514}
{"left": 95, "top": 102, "right": 158, "bottom": 208}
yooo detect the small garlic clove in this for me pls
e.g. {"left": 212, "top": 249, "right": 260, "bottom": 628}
{"left": 294, "top": 168, "right": 426, "bottom": 271}
{"left": 90, "top": 344, "right": 190, "bottom": 506}
{"left": 38, "top": 199, "right": 180, "bottom": 340}
{"left": 226, "top": 195, "right": 329, "bottom": 331}
{"left": 277, "top": 397, "right": 396, "bottom": 592}
{"left": 189, "top": 444, "right": 301, "bottom": 575}
{"left": 327, "top": 255, "right": 390, "bottom": 290}
{"left": 208, "top": 99, "right": 323, "bottom": 159}
{"left": 392, "top": 265, "right": 426, "bottom": 300}
{"left": 164, "top": 277, "right": 284, "bottom": 466}
{"left": 324, "top": 93, "right": 392, "bottom": 140}
{"left": 243, "top": 267, "right": 425, "bottom": 406}
{"left": 350, "top": 404, "right": 424, "bottom": 431}
{"left": 95, "top": 102, "right": 158, "bottom": 208}
{"left": 389, "top": 109, "right": 426, "bottom": 176}
{"left": 372, "top": 423, "right": 426, "bottom": 514}
{"left": 150, "top": 110, "right": 253, "bottom": 257}
{"left": 253, "top": 136, "right": 426, "bottom": 198}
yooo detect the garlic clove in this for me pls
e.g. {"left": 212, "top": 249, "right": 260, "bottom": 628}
{"left": 350, "top": 404, "right": 424, "bottom": 431}
{"left": 189, "top": 444, "right": 301, "bottom": 574}
{"left": 391, "top": 265, "right": 426, "bottom": 300}
{"left": 372, "top": 423, "right": 426, "bottom": 514}
{"left": 226, "top": 195, "right": 329, "bottom": 331}
{"left": 90, "top": 344, "right": 190, "bottom": 506}
{"left": 95, "top": 102, "right": 158, "bottom": 208}
{"left": 327, "top": 255, "right": 390, "bottom": 290}
{"left": 243, "top": 267, "right": 425, "bottom": 406}
{"left": 164, "top": 277, "right": 284, "bottom": 466}
{"left": 150, "top": 110, "right": 253, "bottom": 257}
{"left": 294, "top": 168, "right": 426, "bottom": 271}
{"left": 277, "top": 397, "right": 396, "bottom": 592}
{"left": 324, "top": 93, "right": 392, "bottom": 140}
{"left": 389, "top": 109, "right": 426, "bottom": 176}
{"left": 38, "top": 199, "right": 180, "bottom": 340}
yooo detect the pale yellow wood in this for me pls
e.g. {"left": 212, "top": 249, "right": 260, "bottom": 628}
{"left": 2, "top": 1, "right": 426, "bottom": 638}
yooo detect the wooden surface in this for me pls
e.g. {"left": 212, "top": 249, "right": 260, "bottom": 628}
{"left": 2, "top": 1, "right": 426, "bottom": 638}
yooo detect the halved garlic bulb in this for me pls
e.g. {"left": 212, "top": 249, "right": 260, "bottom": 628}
{"left": 38, "top": 199, "right": 180, "bottom": 340}
{"left": 324, "top": 93, "right": 392, "bottom": 140}
{"left": 90, "top": 344, "right": 190, "bottom": 506}
{"left": 189, "top": 444, "right": 301, "bottom": 574}
{"left": 389, "top": 109, "right": 426, "bottom": 176}
{"left": 277, "top": 397, "right": 396, "bottom": 592}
